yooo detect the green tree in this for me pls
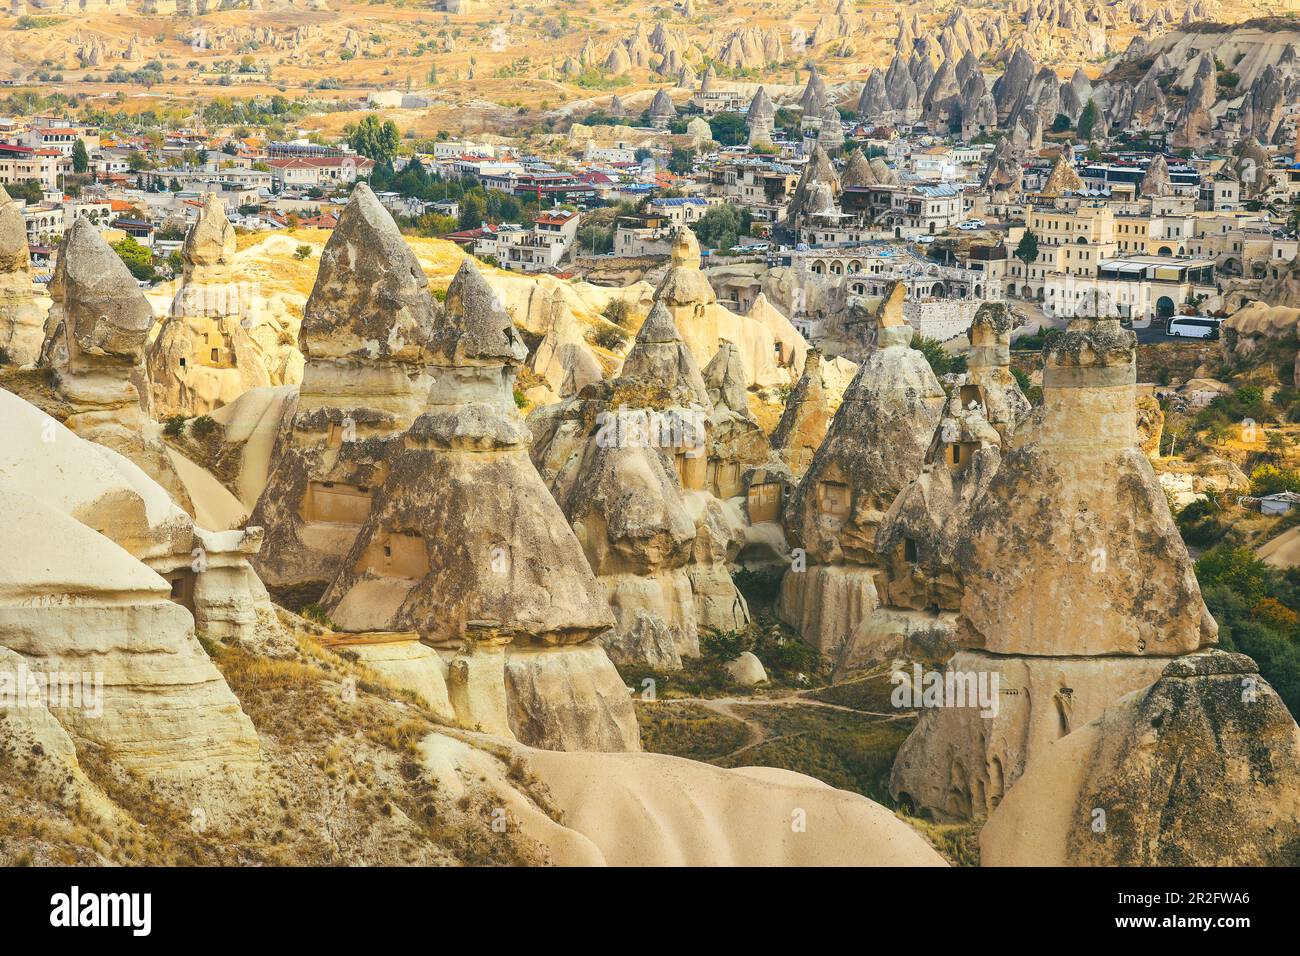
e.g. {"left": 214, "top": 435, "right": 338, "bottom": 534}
{"left": 707, "top": 111, "right": 748, "bottom": 147}
{"left": 1014, "top": 230, "right": 1039, "bottom": 269}
{"left": 689, "top": 203, "right": 752, "bottom": 252}
{"left": 347, "top": 114, "right": 401, "bottom": 166}
{"left": 1267, "top": 431, "right": 1293, "bottom": 460}
{"left": 1195, "top": 546, "right": 1278, "bottom": 606}
{"left": 575, "top": 222, "right": 613, "bottom": 254}
{"left": 667, "top": 146, "right": 695, "bottom": 175}
{"left": 458, "top": 192, "right": 486, "bottom": 229}
{"left": 912, "top": 333, "right": 968, "bottom": 377}
{"left": 1076, "top": 100, "right": 1098, "bottom": 142}
{"left": 71, "top": 137, "right": 89, "bottom": 173}
{"left": 111, "top": 235, "right": 155, "bottom": 282}
{"left": 4, "top": 179, "right": 42, "bottom": 204}
{"left": 1250, "top": 464, "right": 1300, "bottom": 496}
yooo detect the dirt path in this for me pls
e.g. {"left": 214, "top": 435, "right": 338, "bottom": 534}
{"left": 642, "top": 673, "right": 917, "bottom": 763}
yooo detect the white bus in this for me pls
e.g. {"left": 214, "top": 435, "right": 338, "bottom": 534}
{"left": 1166, "top": 316, "right": 1221, "bottom": 340}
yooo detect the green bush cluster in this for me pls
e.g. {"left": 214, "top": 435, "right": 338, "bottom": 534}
{"left": 1195, "top": 546, "right": 1300, "bottom": 718}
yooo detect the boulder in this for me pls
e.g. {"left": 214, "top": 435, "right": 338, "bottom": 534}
{"left": 982, "top": 651, "right": 1300, "bottom": 865}
{"left": 726, "top": 650, "right": 768, "bottom": 686}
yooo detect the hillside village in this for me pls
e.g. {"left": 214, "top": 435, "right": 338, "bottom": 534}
{"left": 1, "top": 0, "right": 1300, "bottom": 874}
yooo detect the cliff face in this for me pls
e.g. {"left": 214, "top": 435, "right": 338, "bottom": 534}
{"left": 983, "top": 652, "right": 1300, "bottom": 866}
{"left": 891, "top": 318, "right": 1221, "bottom": 823}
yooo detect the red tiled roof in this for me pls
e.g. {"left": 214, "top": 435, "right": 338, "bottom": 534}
{"left": 535, "top": 211, "right": 577, "bottom": 226}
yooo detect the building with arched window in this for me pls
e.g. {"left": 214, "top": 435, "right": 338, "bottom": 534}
{"left": 1042, "top": 255, "right": 1216, "bottom": 322}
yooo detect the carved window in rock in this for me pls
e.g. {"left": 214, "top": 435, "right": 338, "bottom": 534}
{"left": 302, "top": 480, "right": 373, "bottom": 525}
{"left": 167, "top": 568, "right": 197, "bottom": 614}
{"left": 196, "top": 327, "right": 235, "bottom": 369}
{"left": 713, "top": 461, "right": 740, "bottom": 498}
{"left": 675, "top": 450, "right": 706, "bottom": 491}
{"left": 360, "top": 530, "right": 430, "bottom": 579}
{"left": 959, "top": 384, "right": 982, "bottom": 410}
{"left": 989, "top": 756, "right": 1005, "bottom": 809}
{"left": 903, "top": 536, "right": 918, "bottom": 563}
{"left": 816, "top": 480, "right": 851, "bottom": 517}
{"left": 748, "top": 481, "right": 782, "bottom": 523}
{"left": 947, "top": 441, "right": 977, "bottom": 473}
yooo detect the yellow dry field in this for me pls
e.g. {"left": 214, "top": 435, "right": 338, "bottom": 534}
{"left": 2, "top": 0, "right": 1237, "bottom": 115}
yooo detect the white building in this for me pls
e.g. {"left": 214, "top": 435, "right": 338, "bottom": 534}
{"left": 496, "top": 209, "right": 582, "bottom": 272}
{"left": 1043, "top": 255, "right": 1217, "bottom": 322}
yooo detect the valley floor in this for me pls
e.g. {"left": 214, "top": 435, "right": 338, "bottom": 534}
{"left": 629, "top": 657, "right": 980, "bottom": 865}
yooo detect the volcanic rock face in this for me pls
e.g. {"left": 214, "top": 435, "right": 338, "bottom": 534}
{"left": 842, "top": 305, "right": 1028, "bottom": 671}
{"left": 785, "top": 144, "right": 842, "bottom": 237}
{"left": 1138, "top": 152, "right": 1170, "bottom": 197}
{"left": 529, "top": 303, "right": 751, "bottom": 669}
{"left": 39, "top": 218, "right": 196, "bottom": 514}
{"left": 876, "top": 306, "right": 1028, "bottom": 612}
{"left": 322, "top": 259, "right": 610, "bottom": 645}
{"left": 778, "top": 304, "right": 945, "bottom": 655}
{"left": 1038, "top": 154, "right": 1084, "bottom": 197}
{"left": 250, "top": 186, "right": 441, "bottom": 592}
{"left": 653, "top": 227, "right": 786, "bottom": 389}
{"left": 320, "top": 260, "right": 636, "bottom": 751}
{"left": 649, "top": 88, "right": 677, "bottom": 129}
{"left": 701, "top": 340, "right": 773, "bottom": 500}
{"left": 770, "top": 347, "right": 832, "bottom": 477}
{"left": 1239, "top": 64, "right": 1286, "bottom": 145}
{"left": 0, "top": 387, "right": 277, "bottom": 649}
{"left": 963, "top": 318, "right": 1215, "bottom": 657}
{"left": 746, "top": 86, "right": 775, "bottom": 145}
{"left": 0, "top": 186, "right": 44, "bottom": 367}
{"left": 1173, "top": 52, "right": 1215, "bottom": 150}
{"left": 43, "top": 217, "right": 154, "bottom": 374}
{"left": 993, "top": 46, "right": 1038, "bottom": 122}
{"left": 964, "top": 303, "right": 1031, "bottom": 442}
{"left": 891, "top": 318, "right": 1217, "bottom": 821}
{"left": 817, "top": 101, "right": 845, "bottom": 153}
{"left": 982, "top": 652, "right": 1300, "bottom": 866}
{"left": 528, "top": 290, "right": 602, "bottom": 399}
{"left": 0, "top": 485, "right": 261, "bottom": 782}
{"left": 0, "top": 393, "right": 262, "bottom": 796}
{"left": 981, "top": 137, "right": 1022, "bottom": 199}
{"left": 1233, "top": 137, "right": 1274, "bottom": 199}
{"left": 1261, "top": 260, "right": 1300, "bottom": 311}
{"left": 839, "top": 148, "right": 876, "bottom": 189}
{"left": 856, "top": 69, "right": 888, "bottom": 121}
{"left": 654, "top": 227, "right": 720, "bottom": 369}
{"left": 147, "top": 195, "right": 271, "bottom": 417}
